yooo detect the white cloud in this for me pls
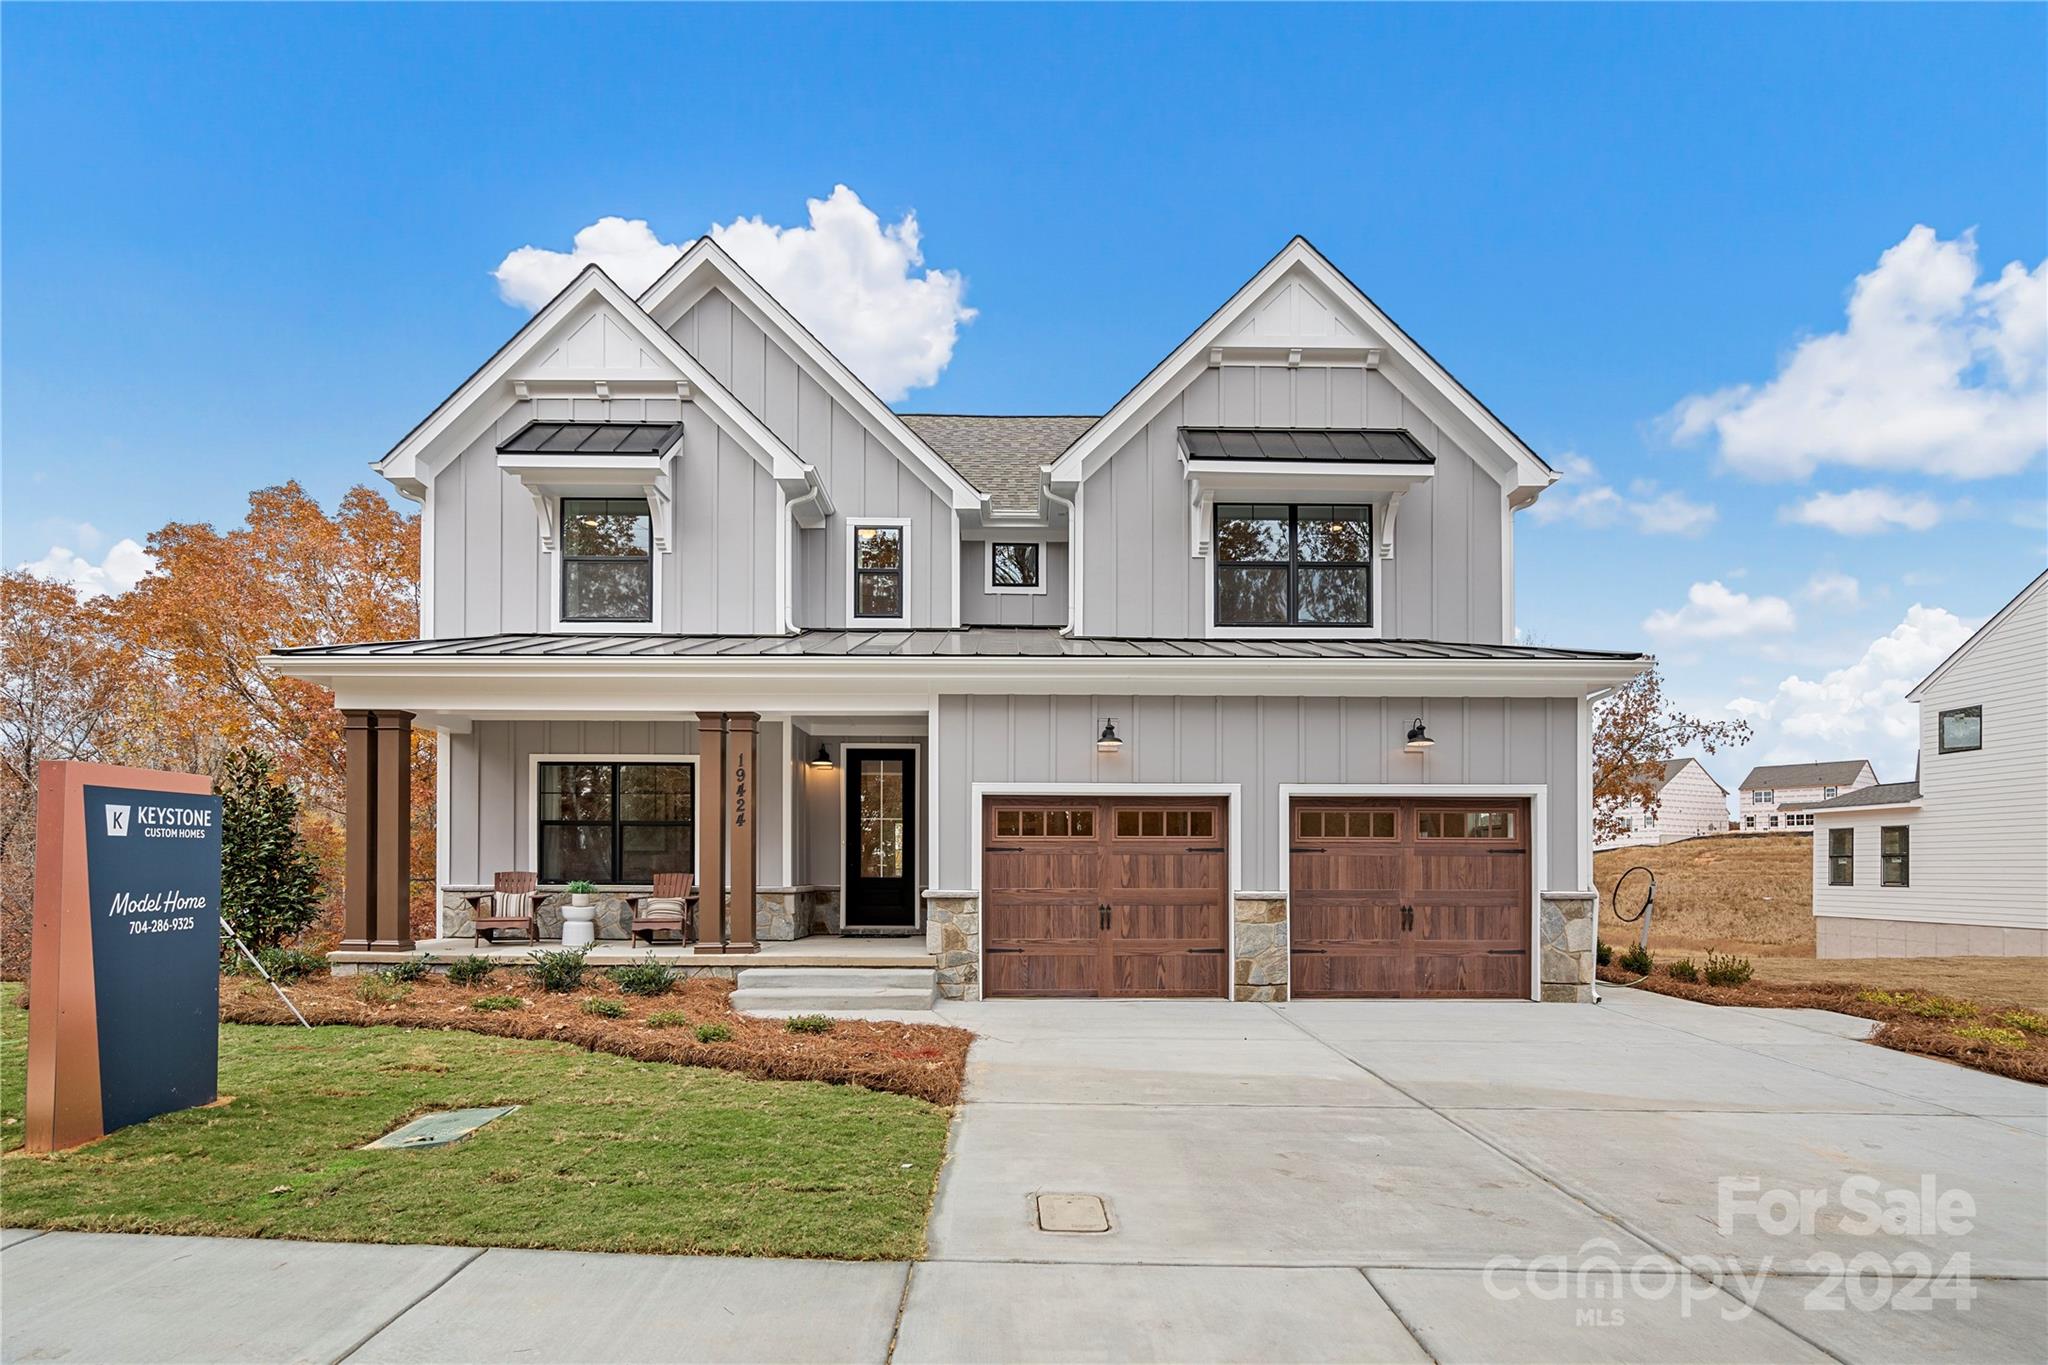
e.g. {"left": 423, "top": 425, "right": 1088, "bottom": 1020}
{"left": 1527, "top": 453, "right": 1717, "bottom": 536}
{"left": 492, "top": 186, "right": 976, "bottom": 401}
{"left": 1803, "top": 570, "right": 1862, "bottom": 608}
{"left": 1781, "top": 487, "right": 1945, "bottom": 535}
{"left": 1669, "top": 226, "right": 2047, "bottom": 479}
{"left": 1726, "top": 603, "right": 1975, "bottom": 779}
{"left": 20, "top": 538, "right": 154, "bottom": 598}
{"left": 1643, "top": 580, "right": 1797, "bottom": 643}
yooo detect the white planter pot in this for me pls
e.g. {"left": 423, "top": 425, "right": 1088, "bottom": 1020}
{"left": 561, "top": 897, "right": 597, "bottom": 949}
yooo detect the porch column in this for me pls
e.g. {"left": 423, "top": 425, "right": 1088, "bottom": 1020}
{"left": 340, "top": 710, "right": 376, "bottom": 951}
{"left": 371, "top": 710, "right": 415, "bottom": 950}
{"left": 725, "top": 712, "right": 759, "bottom": 954}
{"left": 695, "top": 714, "right": 726, "bottom": 946}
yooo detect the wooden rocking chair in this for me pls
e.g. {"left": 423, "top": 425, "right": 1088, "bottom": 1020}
{"left": 462, "top": 871, "right": 539, "bottom": 944}
{"left": 626, "top": 872, "right": 695, "bottom": 945}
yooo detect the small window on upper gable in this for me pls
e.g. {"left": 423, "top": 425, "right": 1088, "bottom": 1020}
{"left": 561, "top": 498, "right": 652, "bottom": 623}
{"left": 853, "top": 524, "right": 905, "bottom": 620}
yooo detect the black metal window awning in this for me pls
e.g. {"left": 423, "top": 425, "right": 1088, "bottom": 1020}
{"left": 1180, "top": 428, "right": 1435, "bottom": 464}
{"left": 497, "top": 420, "right": 685, "bottom": 457}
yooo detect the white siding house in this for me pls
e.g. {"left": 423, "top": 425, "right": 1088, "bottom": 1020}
{"left": 1738, "top": 760, "right": 1877, "bottom": 830}
{"left": 1808, "top": 571, "right": 2048, "bottom": 958}
{"left": 1600, "top": 757, "right": 1729, "bottom": 848}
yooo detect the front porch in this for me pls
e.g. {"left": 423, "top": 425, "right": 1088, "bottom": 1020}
{"left": 327, "top": 933, "right": 935, "bottom": 977}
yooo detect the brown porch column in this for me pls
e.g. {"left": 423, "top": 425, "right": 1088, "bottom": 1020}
{"left": 371, "top": 710, "right": 415, "bottom": 950}
{"left": 724, "top": 713, "right": 759, "bottom": 954}
{"left": 340, "top": 710, "right": 376, "bottom": 951}
{"left": 695, "top": 714, "right": 726, "bottom": 947}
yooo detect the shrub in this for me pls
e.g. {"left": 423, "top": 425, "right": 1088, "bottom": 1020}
{"left": 445, "top": 956, "right": 496, "bottom": 987}
{"left": 471, "top": 994, "right": 524, "bottom": 1012}
{"left": 1595, "top": 940, "right": 1613, "bottom": 968}
{"left": 1701, "top": 953, "right": 1753, "bottom": 987}
{"left": 580, "top": 997, "right": 627, "bottom": 1019}
{"left": 1954, "top": 1025, "right": 2027, "bottom": 1050}
{"left": 524, "top": 946, "right": 591, "bottom": 993}
{"left": 694, "top": 1022, "right": 733, "bottom": 1043}
{"left": 1616, "top": 942, "right": 1654, "bottom": 976}
{"left": 381, "top": 959, "right": 431, "bottom": 983}
{"left": 1666, "top": 957, "right": 1698, "bottom": 983}
{"left": 645, "top": 1010, "right": 691, "bottom": 1029}
{"left": 215, "top": 747, "right": 324, "bottom": 955}
{"left": 608, "top": 959, "right": 674, "bottom": 997}
{"left": 1994, "top": 1009, "right": 2048, "bottom": 1036}
{"left": 785, "top": 1014, "right": 835, "bottom": 1035}
{"left": 1858, "top": 990, "right": 1976, "bottom": 1020}
{"left": 354, "top": 974, "right": 412, "bottom": 1005}
{"left": 236, "top": 946, "right": 325, "bottom": 983}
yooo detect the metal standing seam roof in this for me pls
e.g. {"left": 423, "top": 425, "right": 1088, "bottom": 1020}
{"left": 897, "top": 414, "right": 1099, "bottom": 512}
{"left": 496, "top": 420, "right": 686, "bottom": 457}
{"left": 1738, "top": 760, "right": 1875, "bottom": 790}
{"left": 1786, "top": 781, "right": 1923, "bottom": 813}
{"left": 273, "top": 628, "right": 1649, "bottom": 664}
{"left": 1179, "top": 428, "right": 1436, "bottom": 464}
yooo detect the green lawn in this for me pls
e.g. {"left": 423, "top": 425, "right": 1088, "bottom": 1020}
{"left": 0, "top": 985, "right": 949, "bottom": 1259}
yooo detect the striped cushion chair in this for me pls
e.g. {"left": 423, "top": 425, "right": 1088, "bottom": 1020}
{"left": 628, "top": 873, "right": 695, "bottom": 945}
{"left": 466, "top": 871, "right": 538, "bottom": 944}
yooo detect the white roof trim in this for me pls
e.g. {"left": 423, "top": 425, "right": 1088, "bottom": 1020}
{"left": 1906, "top": 569, "right": 2047, "bottom": 701}
{"left": 1047, "top": 238, "right": 1557, "bottom": 500}
{"left": 374, "top": 266, "right": 830, "bottom": 518}
{"left": 638, "top": 238, "right": 984, "bottom": 511}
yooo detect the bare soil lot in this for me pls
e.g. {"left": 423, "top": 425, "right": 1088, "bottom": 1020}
{"left": 1596, "top": 832, "right": 1814, "bottom": 956}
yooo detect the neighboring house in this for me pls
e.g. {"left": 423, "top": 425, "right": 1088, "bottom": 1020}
{"left": 1806, "top": 571, "right": 2047, "bottom": 959}
{"left": 1738, "top": 760, "right": 1878, "bottom": 830}
{"left": 271, "top": 236, "right": 1647, "bottom": 1003}
{"left": 1599, "top": 757, "right": 1730, "bottom": 848}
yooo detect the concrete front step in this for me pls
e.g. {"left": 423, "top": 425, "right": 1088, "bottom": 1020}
{"left": 730, "top": 966, "right": 938, "bottom": 1015}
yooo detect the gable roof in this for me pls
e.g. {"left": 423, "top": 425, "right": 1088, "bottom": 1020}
{"left": 1906, "top": 569, "right": 2048, "bottom": 702}
{"left": 899, "top": 414, "right": 1097, "bottom": 512}
{"left": 1045, "top": 237, "right": 1556, "bottom": 501}
{"left": 636, "top": 237, "right": 983, "bottom": 510}
{"left": 1657, "top": 757, "right": 1728, "bottom": 795}
{"left": 1791, "top": 781, "right": 1922, "bottom": 813}
{"left": 1738, "top": 760, "right": 1873, "bottom": 790}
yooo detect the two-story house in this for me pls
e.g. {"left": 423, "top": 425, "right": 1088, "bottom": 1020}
{"left": 1806, "top": 571, "right": 2047, "bottom": 958}
{"left": 272, "top": 237, "right": 1648, "bottom": 1003}
{"left": 1597, "top": 757, "right": 1731, "bottom": 849}
{"left": 1738, "top": 760, "right": 1878, "bottom": 830}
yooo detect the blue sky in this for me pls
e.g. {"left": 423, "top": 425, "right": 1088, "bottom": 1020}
{"left": 5, "top": 4, "right": 2044, "bottom": 793}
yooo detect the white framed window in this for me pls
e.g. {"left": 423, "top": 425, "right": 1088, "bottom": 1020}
{"left": 848, "top": 519, "right": 909, "bottom": 622}
{"left": 529, "top": 754, "right": 697, "bottom": 886}
{"left": 548, "top": 495, "right": 663, "bottom": 634}
{"left": 986, "top": 540, "right": 1046, "bottom": 595}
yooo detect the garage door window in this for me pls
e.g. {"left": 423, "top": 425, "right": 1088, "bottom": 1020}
{"left": 1114, "top": 808, "right": 1215, "bottom": 838}
{"left": 1417, "top": 809, "right": 1518, "bottom": 838}
{"left": 1298, "top": 809, "right": 1395, "bottom": 839}
{"left": 992, "top": 807, "right": 1095, "bottom": 838}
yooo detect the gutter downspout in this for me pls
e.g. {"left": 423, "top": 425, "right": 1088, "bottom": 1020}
{"left": 1043, "top": 474, "right": 1078, "bottom": 637}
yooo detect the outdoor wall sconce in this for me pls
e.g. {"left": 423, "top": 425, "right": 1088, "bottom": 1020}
{"left": 809, "top": 743, "right": 834, "bottom": 769}
{"left": 1096, "top": 718, "right": 1124, "bottom": 754}
{"left": 1405, "top": 718, "right": 1434, "bottom": 753}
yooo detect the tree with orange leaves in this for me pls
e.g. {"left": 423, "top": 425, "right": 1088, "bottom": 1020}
{"left": 1592, "top": 664, "right": 1750, "bottom": 846}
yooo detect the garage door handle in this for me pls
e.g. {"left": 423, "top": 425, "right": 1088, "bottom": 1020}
{"left": 986, "top": 947, "right": 1023, "bottom": 954}
{"left": 1188, "top": 846, "right": 1228, "bottom": 853}
{"left": 1294, "top": 947, "right": 1327, "bottom": 955}
{"left": 1188, "top": 947, "right": 1225, "bottom": 955}
{"left": 1099, "top": 903, "right": 1110, "bottom": 930}
{"left": 986, "top": 845, "right": 1025, "bottom": 853}
{"left": 1487, "top": 849, "right": 1526, "bottom": 856}
{"left": 1290, "top": 846, "right": 1326, "bottom": 854}
{"left": 1400, "top": 905, "right": 1414, "bottom": 931}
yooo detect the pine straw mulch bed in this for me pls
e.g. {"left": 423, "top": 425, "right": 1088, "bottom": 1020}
{"left": 1596, "top": 966, "right": 2048, "bottom": 1086}
{"left": 220, "top": 973, "right": 972, "bottom": 1106}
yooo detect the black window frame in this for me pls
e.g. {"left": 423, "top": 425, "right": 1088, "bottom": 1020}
{"left": 852, "top": 524, "right": 905, "bottom": 620}
{"left": 559, "top": 497, "right": 654, "bottom": 624}
{"left": 1828, "top": 828, "right": 1854, "bottom": 886}
{"left": 1937, "top": 705, "right": 1983, "bottom": 754}
{"left": 1213, "top": 503, "right": 1373, "bottom": 628}
{"left": 1881, "top": 825, "right": 1910, "bottom": 887}
{"left": 537, "top": 759, "right": 694, "bottom": 885}
{"left": 988, "top": 541, "right": 1042, "bottom": 591}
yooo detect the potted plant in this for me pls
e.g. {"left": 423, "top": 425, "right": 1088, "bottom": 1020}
{"left": 561, "top": 880, "right": 599, "bottom": 948}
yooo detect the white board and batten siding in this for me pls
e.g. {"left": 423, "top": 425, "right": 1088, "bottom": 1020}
{"left": 960, "top": 540, "right": 1070, "bottom": 627}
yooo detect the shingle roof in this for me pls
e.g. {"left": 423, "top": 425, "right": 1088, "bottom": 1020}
{"left": 274, "top": 628, "right": 1649, "bottom": 663}
{"left": 898, "top": 414, "right": 1097, "bottom": 512}
{"left": 1180, "top": 427, "right": 1434, "bottom": 464}
{"left": 1793, "top": 781, "right": 1921, "bottom": 813}
{"left": 1738, "top": 760, "right": 1873, "bottom": 790}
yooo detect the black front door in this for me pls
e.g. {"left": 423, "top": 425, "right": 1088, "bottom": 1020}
{"left": 845, "top": 748, "right": 917, "bottom": 928}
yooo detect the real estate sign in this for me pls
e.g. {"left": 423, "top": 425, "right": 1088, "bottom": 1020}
{"left": 26, "top": 761, "right": 221, "bottom": 1152}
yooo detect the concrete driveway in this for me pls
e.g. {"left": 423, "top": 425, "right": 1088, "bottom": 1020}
{"left": 905, "top": 987, "right": 2047, "bottom": 1364}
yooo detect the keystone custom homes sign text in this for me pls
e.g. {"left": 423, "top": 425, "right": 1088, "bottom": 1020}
{"left": 26, "top": 761, "right": 222, "bottom": 1152}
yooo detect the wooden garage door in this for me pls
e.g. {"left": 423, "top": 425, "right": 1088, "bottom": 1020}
{"left": 983, "top": 796, "right": 1229, "bottom": 999}
{"left": 1290, "top": 798, "right": 1531, "bottom": 999}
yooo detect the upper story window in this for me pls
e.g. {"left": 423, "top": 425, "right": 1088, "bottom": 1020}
{"left": 853, "top": 523, "right": 905, "bottom": 620}
{"left": 1754, "top": 789, "right": 1774, "bottom": 805}
{"left": 561, "top": 498, "right": 652, "bottom": 623}
{"left": 1938, "top": 705, "right": 1982, "bottom": 754}
{"left": 1823, "top": 786, "right": 1839, "bottom": 799}
{"left": 1215, "top": 503, "right": 1371, "bottom": 627}
{"left": 989, "top": 542, "right": 1042, "bottom": 593}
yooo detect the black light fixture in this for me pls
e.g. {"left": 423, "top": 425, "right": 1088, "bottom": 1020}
{"left": 1096, "top": 717, "right": 1124, "bottom": 754}
{"left": 1405, "top": 717, "right": 1435, "bottom": 753}
{"left": 809, "top": 743, "right": 834, "bottom": 769}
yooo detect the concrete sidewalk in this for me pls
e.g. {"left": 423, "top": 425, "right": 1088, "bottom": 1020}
{"left": 6, "top": 988, "right": 2045, "bottom": 1363}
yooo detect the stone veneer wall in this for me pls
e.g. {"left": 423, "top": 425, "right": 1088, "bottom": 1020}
{"left": 1232, "top": 894, "right": 1288, "bottom": 1002}
{"left": 924, "top": 892, "right": 980, "bottom": 1000}
{"left": 1539, "top": 891, "right": 1597, "bottom": 1003}
{"left": 441, "top": 888, "right": 638, "bottom": 941}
